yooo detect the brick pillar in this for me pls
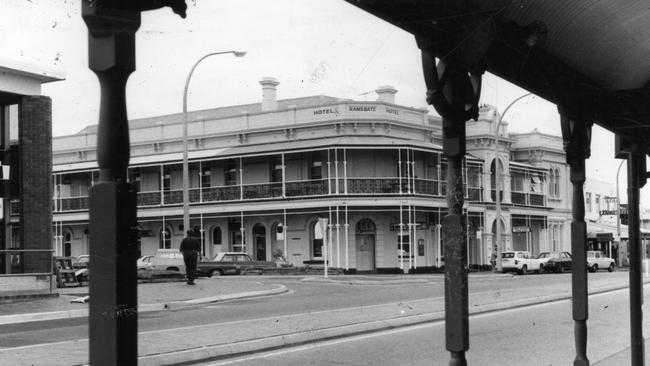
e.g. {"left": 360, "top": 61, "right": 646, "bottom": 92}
{"left": 19, "top": 96, "right": 53, "bottom": 273}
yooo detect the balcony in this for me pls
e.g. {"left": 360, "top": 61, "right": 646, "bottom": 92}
{"left": 53, "top": 177, "right": 480, "bottom": 213}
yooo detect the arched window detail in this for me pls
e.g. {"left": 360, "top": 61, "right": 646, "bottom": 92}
{"left": 212, "top": 226, "right": 222, "bottom": 245}
{"left": 311, "top": 219, "right": 324, "bottom": 259}
{"left": 356, "top": 218, "right": 376, "bottom": 234}
{"left": 159, "top": 227, "right": 171, "bottom": 249}
{"left": 64, "top": 231, "right": 72, "bottom": 257}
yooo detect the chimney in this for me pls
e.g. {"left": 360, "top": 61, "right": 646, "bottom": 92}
{"left": 260, "top": 77, "right": 280, "bottom": 111}
{"left": 375, "top": 85, "right": 397, "bottom": 104}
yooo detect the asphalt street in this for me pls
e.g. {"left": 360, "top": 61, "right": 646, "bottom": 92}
{"left": 200, "top": 286, "right": 649, "bottom": 366}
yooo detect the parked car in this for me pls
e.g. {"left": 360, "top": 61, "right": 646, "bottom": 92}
{"left": 72, "top": 254, "right": 90, "bottom": 269}
{"left": 197, "top": 252, "right": 276, "bottom": 277}
{"left": 150, "top": 249, "right": 186, "bottom": 274}
{"left": 541, "top": 251, "right": 573, "bottom": 273}
{"left": 136, "top": 255, "right": 154, "bottom": 270}
{"left": 587, "top": 251, "right": 615, "bottom": 272}
{"left": 501, "top": 251, "right": 543, "bottom": 274}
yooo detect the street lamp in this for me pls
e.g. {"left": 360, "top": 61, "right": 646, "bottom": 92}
{"left": 182, "top": 51, "right": 246, "bottom": 238}
{"left": 494, "top": 92, "right": 533, "bottom": 272}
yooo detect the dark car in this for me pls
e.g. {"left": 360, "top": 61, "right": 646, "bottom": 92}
{"left": 540, "top": 251, "right": 573, "bottom": 273}
{"left": 197, "top": 252, "right": 277, "bottom": 277}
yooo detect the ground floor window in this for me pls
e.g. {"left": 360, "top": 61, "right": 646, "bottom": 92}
{"left": 312, "top": 220, "right": 324, "bottom": 258}
{"left": 159, "top": 227, "right": 171, "bottom": 249}
{"left": 398, "top": 234, "right": 410, "bottom": 258}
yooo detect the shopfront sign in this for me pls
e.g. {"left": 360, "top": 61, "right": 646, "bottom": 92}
{"left": 512, "top": 226, "right": 530, "bottom": 233}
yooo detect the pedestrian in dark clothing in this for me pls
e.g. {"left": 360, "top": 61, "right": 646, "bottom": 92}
{"left": 179, "top": 230, "right": 200, "bottom": 285}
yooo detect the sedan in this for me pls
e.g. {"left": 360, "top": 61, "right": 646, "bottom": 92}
{"left": 197, "top": 252, "right": 277, "bottom": 277}
{"left": 136, "top": 255, "right": 154, "bottom": 270}
{"left": 539, "top": 251, "right": 573, "bottom": 273}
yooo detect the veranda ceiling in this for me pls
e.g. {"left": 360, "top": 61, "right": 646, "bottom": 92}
{"left": 346, "top": 0, "right": 650, "bottom": 146}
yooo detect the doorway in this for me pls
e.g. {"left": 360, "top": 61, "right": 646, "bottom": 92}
{"left": 355, "top": 219, "right": 376, "bottom": 271}
{"left": 253, "top": 224, "right": 266, "bottom": 261}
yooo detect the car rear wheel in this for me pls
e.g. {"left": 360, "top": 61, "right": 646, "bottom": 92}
{"left": 538, "top": 265, "right": 544, "bottom": 274}
{"left": 608, "top": 263, "right": 615, "bottom": 272}
{"left": 590, "top": 264, "right": 598, "bottom": 273}
{"left": 210, "top": 269, "right": 223, "bottom": 277}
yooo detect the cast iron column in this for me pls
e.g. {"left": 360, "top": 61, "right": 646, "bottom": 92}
{"left": 560, "top": 111, "right": 592, "bottom": 366}
{"left": 627, "top": 145, "right": 645, "bottom": 366}
{"left": 419, "top": 45, "right": 482, "bottom": 366}
{"left": 82, "top": 5, "right": 140, "bottom": 365}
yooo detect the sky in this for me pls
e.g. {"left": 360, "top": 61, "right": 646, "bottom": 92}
{"left": 0, "top": 0, "right": 645, "bottom": 205}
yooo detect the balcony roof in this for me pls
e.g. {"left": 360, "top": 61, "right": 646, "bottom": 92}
{"left": 346, "top": 1, "right": 650, "bottom": 147}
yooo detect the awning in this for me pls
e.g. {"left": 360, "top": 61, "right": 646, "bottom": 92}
{"left": 587, "top": 221, "right": 650, "bottom": 240}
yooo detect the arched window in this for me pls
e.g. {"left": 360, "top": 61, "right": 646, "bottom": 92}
{"left": 64, "top": 231, "right": 72, "bottom": 257}
{"left": 356, "top": 218, "right": 376, "bottom": 234}
{"left": 554, "top": 168, "right": 560, "bottom": 197}
{"left": 159, "top": 227, "right": 171, "bottom": 249}
{"left": 212, "top": 226, "right": 222, "bottom": 245}
{"left": 311, "top": 219, "right": 325, "bottom": 259}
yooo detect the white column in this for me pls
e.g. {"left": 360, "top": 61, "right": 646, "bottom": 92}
{"left": 344, "top": 205, "right": 349, "bottom": 270}
{"left": 399, "top": 203, "right": 404, "bottom": 270}
{"left": 281, "top": 152, "right": 286, "bottom": 198}
{"left": 336, "top": 205, "right": 340, "bottom": 268}
{"left": 334, "top": 149, "right": 339, "bottom": 195}
{"left": 343, "top": 149, "right": 348, "bottom": 195}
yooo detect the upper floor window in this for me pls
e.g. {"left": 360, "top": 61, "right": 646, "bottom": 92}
{"left": 586, "top": 192, "right": 592, "bottom": 212}
{"left": 129, "top": 168, "right": 141, "bottom": 192}
{"left": 310, "top": 161, "right": 323, "bottom": 180}
{"left": 595, "top": 194, "right": 601, "bottom": 211}
{"left": 530, "top": 174, "right": 541, "bottom": 193}
{"left": 224, "top": 160, "right": 238, "bottom": 186}
{"left": 271, "top": 158, "right": 283, "bottom": 183}
{"left": 163, "top": 168, "right": 171, "bottom": 192}
{"left": 201, "top": 166, "right": 211, "bottom": 188}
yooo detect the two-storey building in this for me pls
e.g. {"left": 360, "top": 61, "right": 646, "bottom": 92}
{"left": 51, "top": 78, "right": 572, "bottom": 272}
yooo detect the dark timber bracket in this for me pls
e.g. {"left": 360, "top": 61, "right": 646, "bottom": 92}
{"left": 615, "top": 136, "right": 647, "bottom": 365}
{"left": 419, "top": 40, "right": 483, "bottom": 366}
{"left": 560, "top": 106, "right": 592, "bottom": 366}
{"left": 81, "top": 1, "right": 186, "bottom": 365}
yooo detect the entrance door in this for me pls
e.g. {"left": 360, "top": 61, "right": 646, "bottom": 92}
{"left": 253, "top": 224, "right": 266, "bottom": 261}
{"left": 356, "top": 235, "right": 375, "bottom": 271}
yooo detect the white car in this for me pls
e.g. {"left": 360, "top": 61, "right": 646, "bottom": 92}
{"left": 587, "top": 251, "right": 615, "bottom": 272}
{"left": 136, "top": 255, "right": 154, "bottom": 270}
{"left": 501, "top": 251, "right": 543, "bottom": 275}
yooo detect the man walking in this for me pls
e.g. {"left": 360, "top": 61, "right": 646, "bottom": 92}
{"left": 179, "top": 230, "right": 200, "bottom": 285}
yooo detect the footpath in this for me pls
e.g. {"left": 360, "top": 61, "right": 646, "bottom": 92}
{"left": 0, "top": 272, "right": 646, "bottom": 365}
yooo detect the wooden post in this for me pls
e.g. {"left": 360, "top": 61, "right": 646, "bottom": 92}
{"left": 82, "top": 4, "right": 140, "bottom": 365}
{"left": 419, "top": 42, "right": 483, "bottom": 366}
{"left": 627, "top": 148, "right": 646, "bottom": 365}
{"left": 560, "top": 111, "right": 592, "bottom": 366}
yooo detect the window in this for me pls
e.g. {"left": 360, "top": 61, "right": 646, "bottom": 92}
{"left": 586, "top": 192, "right": 592, "bottom": 212}
{"left": 201, "top": 166, "right": 211, "bottom": 188}
{"left": 129, "top": 168, "right": 141, "bottom": 192}
{"left": 212, "top": 226, "right": 222, "bottom": 245}
{"left": 530, "top": 174, "right": 541, "bottom": 192}
{"left": 163, "top": 168, "right": 171, "bottom": 192}
{"left": 271, "top": 158, "right": 283, "bottom": 183}
{"left": 312, "top": 220, "right": 324, "bottom": 258}
{"left": 64, "top": 232, "right": 72, "bottom": 257}
{"left": 159, "top": 227, "right": 171, "bottom": 249}
{"left": 228, "top": 219, "right": 244, "bottom": 252}
{"left": 554, "top": 169, "right": 561, "bottom": 196}
{"left": 398, "top": 234, "right": 410, "bottom": 257}
{"left": 595, "top": 195, "right": 601, "bottom": 211}
{"left": 310, "top": 161, "right": 323, "bottom": 180}
{"left": 224, "top": 160, "right": 238, "bottom": 186}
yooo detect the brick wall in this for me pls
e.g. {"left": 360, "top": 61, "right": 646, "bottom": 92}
{"left": 19, "top": 96, "right": 53, "bottom": 273}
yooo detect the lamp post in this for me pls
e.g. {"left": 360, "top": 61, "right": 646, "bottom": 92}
{"left": 182, "top": 51, "right": 246, "bottom": 236}
{"left": 616, "top": 158, "right": 625, "bottom": 267}
{"left": 494, "top": 92, "right": 533, "bottom": 272}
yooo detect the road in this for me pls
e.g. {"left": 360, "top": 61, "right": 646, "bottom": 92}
{"left": 0, "top": 272, "right": 642, "bottom": 365}
{"left": 201, "top": 286, "right": 650, "bottom": 366}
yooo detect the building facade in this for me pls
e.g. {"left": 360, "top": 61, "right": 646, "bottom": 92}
{"left": 51, "top": 78, "right": 573, "bottom": 272}
{"left": 0, "top": 60, "right": 63, "bottom": 294}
